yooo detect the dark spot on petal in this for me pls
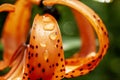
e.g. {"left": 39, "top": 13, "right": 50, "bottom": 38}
{"left": 92, "top": 60, "right": 96, "bottom": 62}
{"left": 98, "top": 55, "right": 102, "bottom": 59}
{"left": 80, "top": 72, "right": 84, "bottom": 75}
{"left": 31, "top": 53, "right": 34, "bottom": 57}
{"left": 104, "top": 44, "right": 107, "bottom": 48}
{"left": 35, "top": 53, "right": 38, "bottom": 57}
{"left": 80, "top": 68, "right": 83, "bottom": 71}
{"left": 97, "top": 19, "right": 100, "bottom": 22}
{"left": 62, "top": 69, "right": 65, "bottom": 71}
{"left": 33, "top": 36, "right": 35, "bottom": 39}
{"left": 29, "top": 70, "right": 32, "bottom": 74}
{"left": 89, "top": 70, "right": 92, "bottom": 73}
{"left": 36, "top": 45, "right": 38, "bottom": 48}
{"left": 49, "top": 65, "right": 51, "bottom": 68}
{"left": 28, "top": 55, "right": 30, "bottom": 59}
{"left": 31, "top": 67, "right": 34, "bottom": 71}
{"left": 56, "top": 76, "right": 58, "bottom": 78}
{"left": 72, "top": 71, "right": 75, "bottom": 73}
{"left": 33, "top": 26, "right": 35, "bottom": 30}
{"left": 56, "top": 63, "right": 59, "bottom": 66}
{"left": 28, "top": 51, "right": 30, "bottom": 56}
{"left": 88, "top": 67, "right": 93, "bottom": 70}
{"left": 24, "top": 73, "right": 28, "bottom": 76}
{"left": 61, "top": 46, "right": 63, "bottom": 49}
{"left": 42, "top": 68, "right": 45, "bottom": 73}
{"left": 27, "top": 64, "right": 30, "bottom": 68}
{"left": 46, "top": 59, "right": 49, "bottom": 62}
{"left": 30, "top": 44, "right": 34, "bottom": 49}
{"left": 93, "top": 15, "right": 97, "bottom": 19}
{"left": 52, "top": 64, "right": 54, "bottom": 67}
{"left": 61, "top": 75, "right": 64, "bottom": 78}
{"left": 58, "top": 53, "right": 60, "bottom": 57}
{"left": 107, "top": 33, "right": 109, "bottom": 37}
{"left": 101, "top": 48, "right": 104, "bottom": 53}
{"left": 101, "top": 27, "right": 104, "bottom": 31}
{"left": 52, "top": 73, "right": 54, "bottom": 75}
{"left": 23, "top": 76, "right": 25, "bottom": 79}
{"left": 38, "top": 63, "right": 41, "bottom": 68}
{"left": 70, "top": 75, "right": 74, "bottom": 78}
{"left": 60, "top": 69, "right": 63, "bottom": 72}
{"left": 56, "top": 44, "right": 58, "bottom": 48}
{"left": 66, "top": 73, "right": 68, "bottom": 75}
{"left": 57, "top": 39, "right": 60, "bottom": 43}
{"left": 62, "top": 64, "right": 64, "bottom": 67}
{"left": 87, "top": 63, "right": 91, "bottom": 67}
{"left": 28, "top": 77, "right": 30, "bottom": 80}
{"left": 104, "top": 31, "right": 107, "bottom": 36}
{"left": 61, "top": 58, "right": 63, "bottom": 61}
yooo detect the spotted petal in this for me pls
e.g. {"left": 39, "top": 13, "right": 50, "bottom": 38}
{"left": 23, "top": 14, "right": 65, "bottom": 80}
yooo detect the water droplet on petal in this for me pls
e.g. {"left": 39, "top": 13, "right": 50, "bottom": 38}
{"left": 44, "top": 23, "right": 55, "bottom": 31}
{"left": 49, "top": 32, "right": 57, "bottom": 40}
{"left": 43, "top": 50, "right": 49, "bottom": 61}
{"left": 43, "top": 16, "right": 51, "bottom": 22}
{"left": 87, "top": 52, "right": 96, "bottom": 58}
{"left": 40, "top": 43, "right": 46, "bottom": 47}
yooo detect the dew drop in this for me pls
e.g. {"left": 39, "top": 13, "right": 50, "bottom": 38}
{"left": 49, "top": 32, "right": 57, "bottom": 40}
{"left": 42, "top": 16, "right": 51, "bottom": 22}
{"left": 43, "top": 50, "right": 49, "bottom": 61}
{"left": 87, "top": 52, "right": 96, "bottom": 58}
{"left": 40, "top": 43, "right": 46, "bottom": 47}
{"left": 44, "top": 23, "right": 55, "bottom": 31}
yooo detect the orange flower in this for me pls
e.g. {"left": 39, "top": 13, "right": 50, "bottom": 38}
{"left": 0, "top": 0, "right": 109, "bottom": 80}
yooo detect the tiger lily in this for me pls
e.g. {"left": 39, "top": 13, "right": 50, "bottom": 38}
{"left": 0, "top": 0, "right": 109, "bottom": 80}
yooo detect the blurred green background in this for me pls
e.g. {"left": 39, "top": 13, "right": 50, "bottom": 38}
{"left": 0, "top": 0, "right": 120, "bottom": 80}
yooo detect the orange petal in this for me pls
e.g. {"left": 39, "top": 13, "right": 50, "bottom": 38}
{"left": 71, "top": 8, "right": 96, "bottom": 58}
{"left": 0, "top": 44, "right": 27, "bottom": 80}
{"left": 43, "top": 0, "right": 109, "bottom": 78}
{"left": 0, "top": 3, "right": 15, "bottom": 12}
{"left": 1, "top": 0, "right": 32, "bottom": 70}
{"left": 23, "top": 14, "right": 65, "bottom": 80}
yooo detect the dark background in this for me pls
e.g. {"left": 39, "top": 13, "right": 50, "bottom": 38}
{"left": 0, "top": 0, "right": 120, "bottom": 80}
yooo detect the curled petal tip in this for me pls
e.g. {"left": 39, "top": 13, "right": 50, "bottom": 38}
{"left": 0, "top": 3, "right": 15, "bottom": 12}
